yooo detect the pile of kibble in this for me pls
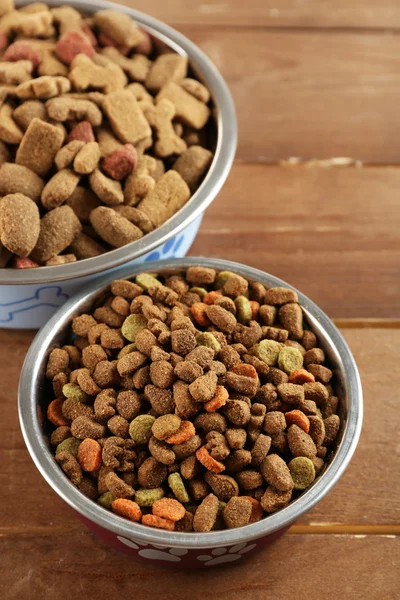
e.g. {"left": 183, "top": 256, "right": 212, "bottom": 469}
{"left": 0, "top": 1, "right": 213, "bottom": 269}
{"left": 45, "top": 267, "right": 341, "bottom": 532}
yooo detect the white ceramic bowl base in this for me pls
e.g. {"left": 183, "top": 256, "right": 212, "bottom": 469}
{"left": 0, "top": 215, "right": 202, "bottom": 329}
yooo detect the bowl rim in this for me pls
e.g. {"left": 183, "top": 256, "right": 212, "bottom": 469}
{"left": 18, "top": 257, "right": 363, "bottom": 549}
{"left": 2, "top": 0, "right": 237, "bottom": 286}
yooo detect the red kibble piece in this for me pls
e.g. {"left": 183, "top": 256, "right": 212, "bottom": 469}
{"left": 289, "top": 369, "right": 316, "bottom": 385}
{"left": 165, "top": 420, "right": 195, "bottom": 444}
{"left": 135, "top": 30, "right": 152, "bottom": 56}
{"left": 13, "top": 257, "right": 40, "bottom": 269}
{"left": 152, "top": 498, "right": 186, "bottom": 522}
{"left": 231, "top": 363, "right": 258, "bottom": 379}
{"left": 0, "top": 33, "right": 8, "bottom": 51}
{"left": 249, "top": 301, "right": 260, "bottom": 320}
{"left": 56, "top": 31, "right": 95, "bottom": 65}
{"left": 203, "top": 291, "right": 222, "bottom": 305}
{"left": 4, "top": 41, "right": 42, "bottom": 68}
{"left": 112, "top": 498, "right": 142, "bottom": 522}
{"left": 196, "top": 446, "right": 225, "bottom": 473}
{"left": 142, "top": 514, "right": 175, "bottom": 531}
{"left": 191, "top": 302, "right": 211, "bottom": 327}
{"left": 81, "top": 24, "right": 98, "bottom": 47}
{"left": 47, "top": 399, "right": 70, "bottom": 427}
{"left": 77, "top": 438, "right": 102, "bottom": 471}
{"left": 204, "top": 385, "right": 229, "bottom": 413}
{"left": 285, "top": 410, "right": 310, "bottom": 433}
{"left": 101, "top": 144, "right": 137, "bottom": 180}
{"left": 68, "top": 121, "right": 95, "bottom": 143}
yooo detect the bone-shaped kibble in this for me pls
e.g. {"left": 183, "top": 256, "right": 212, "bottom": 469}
{"left": 123, "top": 155, "right": 157, "bottom": 206}
{"left": 50, "top": 6, "right": 83, "bottom": 36}
{"left": 46, "top": 97, "right": 102, "bottom": 126}
{"left": 101, "top": 47, "right": 152, "bottom": 82}
{"left": 13, "top": 100, "right": 47, "bottom": 130}
{"left": 38, "top": 51, "right": 68, "bottom": 77}
{"left": 145, "top": 98, "right": 187, "bottom": 158}
{"left": 0, "top": 103, "right": 23, "bottom": 144}
{"left": 16, "top": 75, "right": 71, "bottom": 99}
{"left": 0, "top": 9, "right": 53, "bottom": 38}
{"left": 69, "top": 54, "right": 126, "bottom": 94}
{"left": 93, "top": 10, "right": 144, "bottom": 48}
{"left": 126, "top": 82, "right": 154, "bottom": 111}
{"left": 0, "top": 60, "right": 33, "bottom": 85}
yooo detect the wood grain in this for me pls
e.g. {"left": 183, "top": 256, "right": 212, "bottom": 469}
{"left": 0, "top": 532, "right": 398, "bottom": 600}
{"left": 179, "top": 27, "right": 400, "bottom": 162}
{"left": 1, "top": 327, "right": 398, "bottom": 531}
{"left": 116, "top": 0, "right": 400, "bottom": 29}
{"left": 191, "top": 163, "right": 400, "bottom": 318}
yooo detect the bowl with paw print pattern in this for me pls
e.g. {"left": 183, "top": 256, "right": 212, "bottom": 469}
{"left": 19, "top": 258, "right": 362, "bottom": 568}
{"left": 0, "top": 0, "right": 236, "bottom": 329}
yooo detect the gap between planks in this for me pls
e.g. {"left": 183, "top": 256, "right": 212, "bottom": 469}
{"left": 1, "top": 524, "right": 399, "bottom": 537}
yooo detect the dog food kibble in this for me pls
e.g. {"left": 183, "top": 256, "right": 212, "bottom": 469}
{"left": 0, "top": 2, "right": 214, "bottom": 269}
{"left": 45, "top": 268, "right": 341, "bottom": 531}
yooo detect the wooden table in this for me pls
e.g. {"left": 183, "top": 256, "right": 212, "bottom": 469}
{"left": 1, "top": 1, "right": 399, "bottom": 598}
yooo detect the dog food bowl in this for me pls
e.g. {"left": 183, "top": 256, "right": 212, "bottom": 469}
{"left": 18, "top": 258, "right": 363, "bottom": 568}
{"left": 0, "top": 0, "right": 237, "bottom": 329}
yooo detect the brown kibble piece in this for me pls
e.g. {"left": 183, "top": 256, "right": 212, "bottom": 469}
{"left": 279, "top": 303, "right": 303, "bottom": 340}
{"left": 16, "top": 118, "right": 64, "bottom": 176}
{"left": 323, "top": 414, "right": 340, "bottom": 445}
{"left": 146, "top": 54, "right": 188, "bottom": 92}
{"left": 0, "top": 193, "right": 40, "bottom": 257}
{"left": 0, "top": 162, "right": 45, "bottom": 202}
{"left": 137, "top": 170, "right": 190, "bottom": 228}
{"left": 173, "top": 145, "right": 213, "bottom": 191}
{"left": 31, "top": 205, "right": 81, "bottom": 262}
{"left": 287, "top": 424, "right": 317, "bottom": 459}
{"left": 261, "top": 486, "right": 292, "bottom": 513}
{"left": 41, "top": 169, "right": 80, "bottom": 210}
{"left": 157, "top": 82, "right": 210, "bottom": 130}
{"left": 103, "top": 90, "right": 151, "bottom": 145}
{"left": 261, "top": 454, "right": 294, "bottom": 492}
{"left": 193, "top": 493, "right": 219, "bottom": 532}
{"left": 74, "top": 142, "right": 100, "bottom": 175}
{"left": 94, "top": 10, "right": 144, "bottom": 48}
{"left": 90, "top": 206, "right": 143, "bottom": 247}
{"left": 223, "top": 496, "right": 252, "bottom": 529}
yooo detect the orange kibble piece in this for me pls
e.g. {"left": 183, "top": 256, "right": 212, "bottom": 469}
{"left": 165, "top": 420, "right": 195, "bottom": 444}
{"left": 142, "top": 514, "right": 175, "bottom": 531}
{"left": 204, "top": 385, "right": 229, "bottom": 412}
{"left": 112, "top": 498, "right": 142, "bottom": 522}
{"left": 191, "top": 302, "right": 211, "bottom": 327}
{"left": 289, "top": 369, "right": 315, "bottom": 385}
{"left": 285, "top": 410, "right": 310, "bottom": 434}
{"left": 203, "top": 291, "right": 222, "bottom": 305}
{"left": 77, "top": 438, "right": 102, "bottom": 471}
{"left": 231, "top": 363, "right": 258, "bottom": 379}
{"left": 196, "top": 446, "right": 225, "bottom": 473}
{"left": 242, "top": 496, "right": 263, "bottom": 523}
{"left": 47, "top": 399, "right": 70, "bottom": 427}
{"left": 152, "top": 498, "right": 186, "bottom": 522}
{"left": 249, "top": 301, "right": 260, "bottom": 320}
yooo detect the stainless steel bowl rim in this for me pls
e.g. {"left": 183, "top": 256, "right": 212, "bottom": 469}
{"left": 19, "top": 257, "right": 363, "bottom": 549}
{"left": 3, "top": 0, "right": 237, "bottom": 285}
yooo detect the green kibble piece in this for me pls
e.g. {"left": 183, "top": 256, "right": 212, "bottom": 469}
{"left": 62, "top": 383, "right": 88, "bottom": 403}
{"left": 196, "top": 332, "right": 221, "bottom": 356}
{"left": 56, "top": 437, "right": 81, "bottom": 457}
{"left": 168, "top": 472, "right": 190, "bottom": 503}
{"left": 121, "top": 314, "right": 147, "bottom": 342}
{"left": 235, "top": 296, "right": 252, "bottom": 324}
{"left": 288, "top": 457, "right": 316, "bottom": 490}
{"left": 136, "top": 273, "right": 162, "bottom": 290}
{"left": 98, "top": 491, "right": 116, "bottom": 510}
{"left": 135, "top": 487, "right": 164, "bottom": 507}
{"left": 252, "top": 339, "right": 282, "bottom": 366}
{"left": 190, "top": 287, "right": 207, "bottom": 299}
{"left": 215, "top": 271, "right": 235, "bottom": 289}
{"left": 217, "top": 500, "right": 227, "bottom": 515}
{"left": 129, "top": 414, "right": 156, "bottom": 444}
{"left": 117, "top": 343, "right": 137, "bottom": 359}
{"left": 278, "top": 346, "right": 304, "bottom": 374}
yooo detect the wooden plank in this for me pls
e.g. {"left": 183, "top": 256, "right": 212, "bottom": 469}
{"left": 190, "top": 163, "right": 400, "bottom": 318}
{"left": 0, "top": 532, "right": 398, "bottom": 599}
{"left": 116, "top": 0, "right": 400, "bottom": 29}
{"left": 1, "top": 327, "right": 399, "bottom": 530}
{"left": 173, "top": 27, "right": 400, "bottom": 163}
